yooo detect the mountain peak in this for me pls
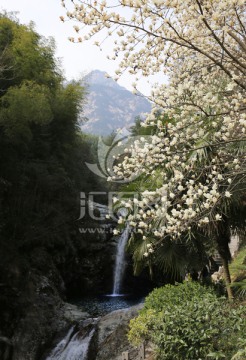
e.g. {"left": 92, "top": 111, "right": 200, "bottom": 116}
{"left": 84, "top": 70, "right": 120, "bottom": 90}
{"left": 81, "top": 70, "right": 151, "bottom": 136}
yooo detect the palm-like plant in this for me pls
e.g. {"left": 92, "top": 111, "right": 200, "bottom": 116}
{"left": 115, "top": 113, "right": 246, "bottom": 299}
{"left": 117, "top": 122, "right": 213, "bottom": 282}
{"left": 185, "top": 132, "right": 246, "bottom": 298}
{"left": 229, "top": 246, "right": 246, "bottom": 299}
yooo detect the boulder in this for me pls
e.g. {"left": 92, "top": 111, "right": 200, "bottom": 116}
{"left": 90, "top": 304, "right": 143, "bottom": 360}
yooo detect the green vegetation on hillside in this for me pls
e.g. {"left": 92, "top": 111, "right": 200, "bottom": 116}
{"left": 0, "top": 13, "right": 105, "bottom": 336}
{"left": 230, "top": 247, "right": 246, "bottom": 299}
{"left": 128, "top": 282, "right": 246, "bottom": 360}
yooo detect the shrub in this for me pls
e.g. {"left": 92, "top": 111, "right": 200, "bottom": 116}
{"left": 128, "top": 282, "right": 246, "bottom": 359}
{"left": 230, "top": 247, "right": 246, "bottom": 300}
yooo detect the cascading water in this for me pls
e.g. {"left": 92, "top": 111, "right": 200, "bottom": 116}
{"left": 46, "top": 323, "right": 95, "bottom": 360}
{"left": 112, "top": 225, "right": 130, "bottom": 295}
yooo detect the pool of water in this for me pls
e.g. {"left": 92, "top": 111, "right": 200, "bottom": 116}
{"left": 74, "top": 294, "right": 145, "bottom": 316}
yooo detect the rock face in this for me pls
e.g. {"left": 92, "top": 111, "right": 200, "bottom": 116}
{"left": 64, "top": 220, "right": 117, "bottom": 296}
{"left": 0, "top": 248, "right": 67, "bottom": 360}
{"left": 0, "top": 205, "right": 153, "bottom": 360}
{"left": 0, "top": 227, "right": 145, "bottom": 360}
{"left": 81, "top": 70, "right": 151, "bottom": 135}
{"left": 0, "top": 336, "right": 13, "bottom": 360}
{"left": 39, "top": 304, "right": 144, "bottom": 360}
{"left": 10, "top": 276, "right": 91, "bottom": 360}
{"left": 89, "top": 304, "right": 143, "bottom": 360}
{"left": 0, "top": 230, "right": 114, "bottom": 360}
{"left": 41, "top": 310, "right": 96, "bottom": 360}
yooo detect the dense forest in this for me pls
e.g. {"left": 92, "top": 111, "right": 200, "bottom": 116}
{"left": 0, "top": 13, "right": 111, "bottom": 351}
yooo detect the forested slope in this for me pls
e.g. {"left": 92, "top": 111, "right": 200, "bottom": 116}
{"left": 0, "top": 14, "right": 108, "bottom": 356}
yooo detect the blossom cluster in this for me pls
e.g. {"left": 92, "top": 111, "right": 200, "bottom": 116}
{"left": 62, "top": 0, "right": 246, "bottom": 252}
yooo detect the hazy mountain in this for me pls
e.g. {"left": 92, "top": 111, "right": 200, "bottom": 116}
{"left": 81, "top": 70, "right": 151, "bottom": 135}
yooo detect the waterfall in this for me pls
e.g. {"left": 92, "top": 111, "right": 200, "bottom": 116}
{"left": 112, "top": 225, "right": 130, "bottom": 295}
{"left": 46, "top": 324, "right": 95, "bottom": 360}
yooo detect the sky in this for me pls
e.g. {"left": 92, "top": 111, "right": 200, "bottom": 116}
{"left": 0, "top": 0, "right": 160, "bottom": 95}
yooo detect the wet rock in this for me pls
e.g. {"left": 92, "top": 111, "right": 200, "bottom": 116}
{"left": 0, "top": 336, "right": 13, "bottom": 360}
{"left": 63, "top": 303, "right": 90, "bottom": 323}
{"left": 90, "top": 304, "right": 143, "bottom": 360}
{"left": 43, "top": 318, "right": 98, "bottom": 360}
{"left": 9, "top": 271, "right": 90, "bottom": 360}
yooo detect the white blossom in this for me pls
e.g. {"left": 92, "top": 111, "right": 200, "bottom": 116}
{"left": 63, "top": 0, "right": 246, "bottom": 244}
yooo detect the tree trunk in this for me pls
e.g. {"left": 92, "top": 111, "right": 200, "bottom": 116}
{"left": 220, "top": 254, "right": 234, "bottom": 300}
{"left": 216, "top": 215, "right": 234, "bottom": 300}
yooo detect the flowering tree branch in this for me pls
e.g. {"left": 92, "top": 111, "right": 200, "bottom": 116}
{"left": 62, "top": 0, "right": 246, "bottom": 297}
